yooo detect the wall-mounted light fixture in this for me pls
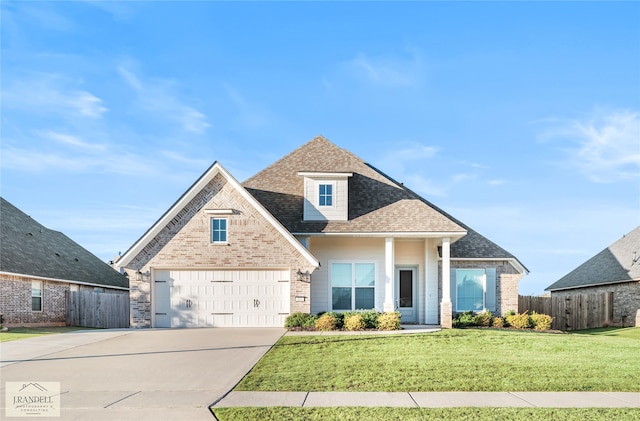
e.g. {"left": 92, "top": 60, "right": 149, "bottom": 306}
{"left": 136, "top": 270, "right": 151, "bottom": 282}
{"left": 296, "top": 269, "right": 311, "bottom": 282}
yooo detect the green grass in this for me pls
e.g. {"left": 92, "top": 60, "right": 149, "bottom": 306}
{"left": 572, "top": 327, "right": 640, "bottom": 340}
{"left": 0, "top": 326, "right": 91, "bottom": 342}
{"left": 236, "top": 328, "right": 640, "bottom": 392}
{"left": 213, "top": 407, "right": 640, "bottom": 421}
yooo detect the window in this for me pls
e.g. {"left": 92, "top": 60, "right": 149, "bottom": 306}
{"left": 211, "top": 218, "right": 227, "bottom": 243}
{"left": 319, "top": 184, "right": 333, "bottom": 206}
{"left": 331, "top": 262, "right": 375, "bottom": 310}
{"left": 455, "top": 269, "right": 485, "bottom": 312}
{"left": 32, "top": 281, "right": 42, "bottom": 311}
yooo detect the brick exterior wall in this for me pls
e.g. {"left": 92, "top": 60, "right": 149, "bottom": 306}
{"left": 551, "top": 281, "right": 640, "bottom": 327}
{"left": 125, "top": 173, "right": 315, "bottom": 328}
{"left": 438, "top": 260, "right": 523, "bottom": 317}
{"left": 0, "top": 273, "right": 126, "bottom": 326}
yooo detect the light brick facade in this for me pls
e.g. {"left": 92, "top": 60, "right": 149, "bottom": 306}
{"left": 125, "top": 173, "right": 316, "bottom": 328}
{"left": 0, "top": 273, "right": 127, "bottom": 326}
{"left": 551, "top": 281, "right": 640, "bottom": 327}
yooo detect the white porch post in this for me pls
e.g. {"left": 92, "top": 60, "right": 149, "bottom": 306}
{"left": 442, "top": 237, "right": 451, "bottom": 302}
{"left": 384, "top": 237, "right": 395, "bottom": 312}
{"left": 440, "top": 237, "right": 453, "bottom": 328}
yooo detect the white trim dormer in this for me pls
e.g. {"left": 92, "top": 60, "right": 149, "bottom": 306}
{"left": 298, "top": 172, "right": 352, "bottom": 221}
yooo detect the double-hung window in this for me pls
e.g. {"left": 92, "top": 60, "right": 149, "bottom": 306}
{"left": 211, "top": 218, "right": 227, "bottom": 243}
{"left": 331, "top": 262, "right": 375, "bottom": 310}
{"left": 32, "top": 281, "right": 42, "bottom": 311}
{"left": 318, "top": 184, "right": 333, "bottom": 207}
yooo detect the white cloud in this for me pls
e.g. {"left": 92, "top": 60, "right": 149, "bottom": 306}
{"left": 542, "top": 109, "right": 640, "bottom": 183}
{"left": 3, "top": 74, "right": 108, "bottom": 118}
{"left": 117, "top": 63, "right": 210, "bottom": 134}
{"left": 40, "top": 130, "right": 107, "bottom": 151}
{"left": 344, "top": 49, "right": 425, "bottom": 87}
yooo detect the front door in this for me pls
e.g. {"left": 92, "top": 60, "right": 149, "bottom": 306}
{"left": 395, "top": 268, "right": 417, "bottom": 323}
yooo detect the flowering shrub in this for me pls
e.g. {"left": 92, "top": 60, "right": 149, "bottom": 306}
{"left": 377, "top": 311, "right": 401, "bottom": 330}
{"left": 315, "top": 313, "right": 337, "bottom": 331}
{"left": 530, "top": 312, "right": 553, "bottom": 331}
{"left": 506, "top": 312, "right": 532, "bottom": 329}
{"left": 492, "top": 316, "right": 505, "bottom": 328}
{"left": 344, "top": 313, "right": 366, "bottom": 331}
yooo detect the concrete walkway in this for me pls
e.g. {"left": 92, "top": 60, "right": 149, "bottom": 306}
{"left": 213, "top": 391, "right": 640, "bottom": 408}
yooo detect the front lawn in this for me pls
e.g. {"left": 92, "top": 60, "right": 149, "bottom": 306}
{"left": 0, "top": 326, "right": 90, "bottom": 342}
{"left": 236, "top": 328, "right": 640, "bottom": 392}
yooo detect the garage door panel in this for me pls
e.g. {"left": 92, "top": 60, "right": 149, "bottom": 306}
{"left": 154, "top": 269, "right": 290, "bottom": 327}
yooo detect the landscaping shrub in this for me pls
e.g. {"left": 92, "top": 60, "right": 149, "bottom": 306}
{"left": 285, "top": 312, "right": 313, "bottom": 328}
{"left": 377, "top": 312, "right": 401, "bottom": 330}
{"left": 315, "top": 313, "right": 337, "bottom": 331}
{"left": 506, "top": 312, "right": 531, "bottom": 329}
{"left": 326, "top": 312, "right": 344, "bottom": 329}
{"left": 344, "top": 313, "right": 366, "bottom": 331}
{"left": 492, "top": 316, "right": 505, "bottom": 328}
{"left": 454, "top": 311, "right": 476, "bottom": 327}
{"left": 302, "top": 315, "right": 317, "bottom": 328}
{"left": 530, "top": 312, "right": 553, "bottom": 331}
{"left": 473, "top": 311, "right": 493, "bottom": 327}
{"left": 360, "top": 309, "right": 379, "bottom": 329}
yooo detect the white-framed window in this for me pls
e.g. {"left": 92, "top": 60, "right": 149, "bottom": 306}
{"left": 211, "top": 218, "right": 227, "bottom": 243}
{"left": 32, "top": 280, "right": 42, "bottom": 311}
{"left": 318, "top": 183, "right": 333, "bottom": 207}
{"left": 455, "top": 269, "right": 485, "bottom": 312}
{"left": 330, "top": 262, "right": 376, "bottom": 311}
{"left": 453, "top": 267, "right": 500, "bottom": 312}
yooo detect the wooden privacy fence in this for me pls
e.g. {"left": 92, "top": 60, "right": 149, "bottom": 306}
{"left": 519, "top": 292, "right": 614, "bottom": 331}
{"left": 66, "top": 290, "right": 130, "bottom": 328}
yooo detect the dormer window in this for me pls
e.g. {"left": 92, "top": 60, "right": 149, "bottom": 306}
{"left": 319, "top": 184, "right": 333, "bottom": 207}
{"left": 298, "top": 171, "right": 352, "bottom": 221}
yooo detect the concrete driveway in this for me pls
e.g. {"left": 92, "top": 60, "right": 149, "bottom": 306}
{"left": 0, "top": 328, "right": 285, "bottom": 420}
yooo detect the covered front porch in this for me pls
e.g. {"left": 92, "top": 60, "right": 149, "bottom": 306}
{"left": 306, "top": 234, "right": 463, "bottom": 327}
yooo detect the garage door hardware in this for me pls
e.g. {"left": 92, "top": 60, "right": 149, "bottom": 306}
{"left": 211, "top": 313, "right": 233, "bottom": 315}
{"left": 155, "top": 313, "right": 167, "bottom": 315}
{"left": 253, "top": 299, "right": 260, "bottom": 308}
{"left": 210, "top": 280, "right": 233, "bottom": 283}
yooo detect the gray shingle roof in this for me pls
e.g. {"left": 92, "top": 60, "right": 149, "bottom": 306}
{"left": 546, "top": 226, "right": 640, "bottom": 291}
{"left": 243, "top": 136, "right": 525, "bottom": 265}
{"left": 0, "top": 197, "right": 129, "bottom": 289}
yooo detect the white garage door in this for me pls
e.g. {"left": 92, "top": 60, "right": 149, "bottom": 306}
{"left": 153, "top": 269, "right": 290, "bottom": 328}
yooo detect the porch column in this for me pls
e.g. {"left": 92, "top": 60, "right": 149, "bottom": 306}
{"left": 384, "top": 237, "right": 395, "bottom": 312}
{"left": 440, "top": 237, "right": 453, "bottom": 328}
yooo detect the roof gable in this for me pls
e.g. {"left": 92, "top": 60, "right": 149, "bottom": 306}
{"left": 117, "top": 162, "right": 319, "bottom": 269}
{"left": 243, "top": 136, "right": 467, "bottom": 235}
{"left": 546, "top": 226, "right": 640, "bottom": 291}
{"left": 0, "top": 197, "right": 128, "bottom": 289}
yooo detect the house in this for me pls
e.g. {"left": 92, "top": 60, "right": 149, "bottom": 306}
{"left": 116, "top": 136, "right": 527, "bottom": 328}
{"left": 546, "top": 226, "right": 640, "bottom": 327}
{"left": 0, "top": 197, "right": 129, "bottom": 326}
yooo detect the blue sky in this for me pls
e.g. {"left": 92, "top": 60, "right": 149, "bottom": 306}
{"left": 1, "top": 1, "right": 638, "bottom": 295}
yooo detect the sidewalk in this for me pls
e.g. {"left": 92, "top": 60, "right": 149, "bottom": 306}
{"left": 213, "top": 391, "right": 640, "bottom": 408}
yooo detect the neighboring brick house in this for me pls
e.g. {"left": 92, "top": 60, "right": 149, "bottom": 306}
{"left": 546, "top": 226, "right": 640, "bottom": 327}
{"left": 117, "top": 136, "right": 527, "bottom": 328}
{"left": 0, "top": 198, "right": 129, "bottom": 326}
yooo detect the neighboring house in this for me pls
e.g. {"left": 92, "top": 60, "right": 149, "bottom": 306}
{"left": 0, "top": 197, "right": 129, "bottom": 326}
{"left": 546, "top": 226, "right": 640, "bottom": 327}
{"left": 117, "top": 136, "right": 527, "bottom": 328}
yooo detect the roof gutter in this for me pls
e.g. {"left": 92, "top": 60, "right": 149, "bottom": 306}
{"left": 546, "top": 277, "right": 640, "bottom": 292}
{"left": 0, "top": 271, "right": 130, "bottom": 291}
